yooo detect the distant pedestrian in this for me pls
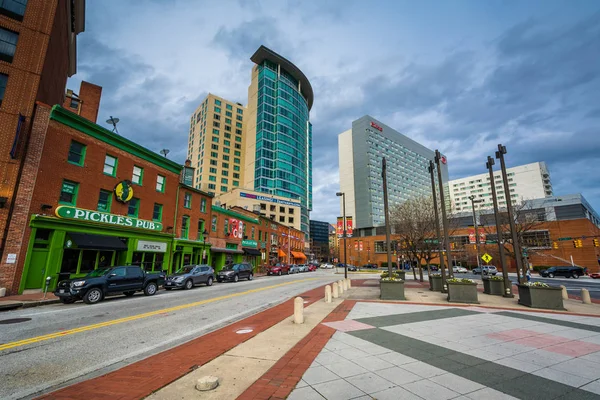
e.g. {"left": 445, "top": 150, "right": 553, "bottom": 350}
{"left": 526, "top": 269, "right": 531, "bottom": 282}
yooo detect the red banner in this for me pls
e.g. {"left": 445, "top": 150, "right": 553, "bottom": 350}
{"left": 359, "top": 241, "right": 363, "bottom": 251}
{"left": 354, "top": 241, "right": 358, "bottom": 251}
{"left": 337, "top": 217, "right": 344, "bottom": 238}
{"left": 479, "top": 232, "right": 486, "bottom": 243}
{"left": 346, "top": 217, "right": 353, "bottom": 237}
{"left": 468, "top": 229, "right": 475, "bottom": 244}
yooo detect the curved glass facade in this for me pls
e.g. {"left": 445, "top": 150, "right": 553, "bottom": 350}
{"left": 254, "top": 60, "right": 312, "bottom": 233}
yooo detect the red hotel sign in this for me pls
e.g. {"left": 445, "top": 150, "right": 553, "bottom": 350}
{"left": 370, "top": 121, "right": 383, "bottom": 132}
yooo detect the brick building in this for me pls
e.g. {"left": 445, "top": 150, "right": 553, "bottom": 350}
{"left": 0, "top": 0, "right": 85, "bottom": 270}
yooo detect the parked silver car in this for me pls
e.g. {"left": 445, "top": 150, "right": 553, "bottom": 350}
{"left": 289, "top": 264, "right": 301, "bottom": 274}
{"left": 165, "top": 264, "right": 214, "bottom": 290}
{"left": 298, "top": 264, "right": 309, "bottom": 272}
{"left": 472, "top": 265, "right": 498, "bottom": 276}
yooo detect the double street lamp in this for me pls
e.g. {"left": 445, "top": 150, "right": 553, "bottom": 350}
{"left": 468, "top": 195, "right": 484, "bottom": 269}
{"left": 336, "top": 191, "right": 348, "bottom": 279}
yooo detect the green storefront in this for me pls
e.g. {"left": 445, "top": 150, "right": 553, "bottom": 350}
{"left": 171, "top": 238, "right": 212, "bottom": 272}
{"left": 19, "top": 207, "right": 174, "bottom": 293}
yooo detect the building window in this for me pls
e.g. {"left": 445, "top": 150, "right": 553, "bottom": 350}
{"left": 156, "top": 175, "right": 165, "bottom": 192}
{"left": 198, "top": 219, "right": 205, "bottom": 240}
{"left": 236, "top": 115, "right": 243, "bottom": 121}
{"left": 211, "top": 215, "right": 217, "bottom": 232}
{"left": 201, "top": 198, "right": 207, "bottom": 213}
{"left": 234, "top": 158, "right": 240, "bottom": 164}
{"left": 233, "top": 181, "right": 239, "bottom": 187}
{"left": 280, "top": 206, "right": 285, "bottom": 213}
{"left": 260, "top": 203, "right": 266, "bottom": 210}
{"left": 223, "top": 147, "right": 230, "bottom": 154}
{"left": 233, "top": 173, "right": 240, "bottom": 179}
{"left": 97, "top": 190, "right": 111, "bottom": 212}
{"left": 210, "top": 151, "right": 218, "bottom": 158}
{"left": 210, "top": 160, "right": 217, "bottom": 166}
{"left": 236, "top": 129, "right": 242, "bottom": 135}
{"left": 59, "top": 180, "right": 78, "bottom": 205}
{"left": 209, "top": 175, "right": 216, "bottom": 182}
{"left": 221, "top": 178, "right": 228, "bottom": 184}
{"left": 222, "top": 162, "right": 229, "bottom": 169}
{"left": 0, "top": 27, "right": 18, "bottom": 63}
{"left": 289, "top": 217, "right": 294, "bottom": 223}
{"left": 224, "top": 140, "right": 231, "bottom": 146}
{"left": 235, "top": 136, "right": 242, "bottom": 142}
{"left": 0, "top": 73, "right": 7, "bottom": 105}
{"left": 208, "top": 183, "right": 216, "bottom": 190}
{"left": 211, "top": 144, "right": 219, "bottom": 150}
{"left": 181, "top": 215, "right": 189, "bottom": 239}
{"left": 103, "top": 155, "right": 117, "bottom": 176}
{"left": 132, "top": 166, "right": 143, "bottom": 185}
{"left": 67, "top": 141, "right": 86, "bottom": 166}
{"left": 222, "top": 170, "right": 228, "bottom": 176}
{"left": 128, "top": 198, "right": 140, "bottom": 217}
{"left": 225, "top": 118, "right": 231, "bottom": 124}
{"left": 237, "top": 108, "right": 243, "bottom": 114}
{"left": 236, "top": 122, "right": 242, "bottom": 128}
{"left": 279, "top": 215, "right": 285, "bottom": 222}
{"left": 235, "top": 144, "right": 241, "bottom": 149}
{"left": 0, "top": 0, "right": 27, "bottom": 21}
{"left": 223, "top": 155, "right": 230, "bottom": 161}
{"left": 184, "top": 192, "right": 192, "bottom": 208}
{"left": 234, "top": 151, "right": 241, "bottom": 156}
{"left": 226, "top": 104, "right": 232, "bottom": 110}
{"left": 212, "top": 128, "right": 219, "bottom": 135}
{"left": 214, "top": 106, "right": 221, "bottom": 113}
{"left": 215, "top": 99, "right": 221, "bottom": 106}
{"left": 221, "top": 186, "right": 228, "bottom": 192}
{"left": 224, "top": 218, "right": 229, "bottom": 235}
{"left": 153, "top": 203, "right": 163, "bottom": 221}
{"left": 213, "top": 121, "right": 220, "bottom": 128}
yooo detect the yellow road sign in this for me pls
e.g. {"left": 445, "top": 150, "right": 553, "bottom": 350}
{"left": 481, "top": 253, "right": 493, "bottom": 263}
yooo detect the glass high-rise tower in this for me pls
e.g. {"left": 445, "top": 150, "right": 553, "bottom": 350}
{"left": 244, "top": 46, "right": 313, "bottom": 234}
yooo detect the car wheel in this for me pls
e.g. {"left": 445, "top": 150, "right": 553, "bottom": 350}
{"left": 184, "top": 279, "right": 193, "bottom": 290}
{"left": 287, "top": 269, "right": 290, "bottom": 275}
{"left": 248, "top": 273, "right": 253, "bottom": 281}
{"left": 234, "top": 274, "right": 239, "bottom": 282}
{"left": 144, "top": 282, "right": 158, "bottom": 296}
{"left": 207, "top": 277, "right": 213, "bottom": 286}
{"left": 548, "top": 273, "right": 555, "bottom": 278}
{"left": 278, "top": 270, "right": 282, "bottom": 276}
{"left": 83, "top": 288, "right": 103, "bottom": 304}
{"left": 59, "top": 297, "right": 76, "bottom": 304}
{"left": 124, "top": 291, "right": 135, "bottom": 297}
{"left": 573, "top": 273, "right": 579, "bottom": 279}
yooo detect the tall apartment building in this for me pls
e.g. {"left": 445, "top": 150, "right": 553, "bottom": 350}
{"left": 338, "top": 115, "right": 448, "bottom": 232}
{"left": 309, "top": 220, "right": 330, "bottom": 261}
{"left": 187, "top": 93, "right": 246, "bottom": 196}
{"left": 0, "top": 0, "right": 85, "bottom": 267}
{"left": 449, "top": 161, "right": 553, "bottom": 212}
{"left": 244, "top": 46, "right": 313, "bottom": 235}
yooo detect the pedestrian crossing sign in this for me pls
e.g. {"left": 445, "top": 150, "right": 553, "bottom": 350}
{"left": 481, "top": 253, "right": 492, "bottom": 264}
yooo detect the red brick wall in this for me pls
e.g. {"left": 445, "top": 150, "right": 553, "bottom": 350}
{"left": 78, "top": 81, "right": 102, "bottom": 123}
{"left": 174, "top": 186, "right": 212, "bottom": 241}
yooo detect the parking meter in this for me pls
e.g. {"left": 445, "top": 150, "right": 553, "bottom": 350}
{"left": 43, "top": 276, "right": 51, "bottom": 299}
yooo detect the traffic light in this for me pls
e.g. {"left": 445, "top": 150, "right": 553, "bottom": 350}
{"left": 594, "top": 239, "right": 599, "bottom": 247}
{"left": 573, "top": 240, "right": 578, "bottom": 248}
{"left": 552, "top": 242, "right": 559, "bottom": 249}
{"left": 573, "top": 239, "right": 583, "bottom": 248}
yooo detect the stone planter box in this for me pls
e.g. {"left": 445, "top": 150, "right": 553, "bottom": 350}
{"left": 447, "top": 282, "right": 479, "bottom": 304}
{"left": 429, "top": 276, "right": 443, "bottom": 292}
{"left": 483, "top": 278, "right": 505, "bottom": 296}
{"left": 518, "top": 284, "right": 565, "bottom": 310}
{"left": 396, "top": 271, "right": 406, "bottom": 281}
{"left": 380, "top": 280, "right": 405, "bottom": 300}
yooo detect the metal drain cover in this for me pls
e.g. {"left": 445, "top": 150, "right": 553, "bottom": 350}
{"left": 0, "top": 318, "right": 32, "bottom": 324}
{"left": 236, "top": 329, "right": 253, "bottom": 334}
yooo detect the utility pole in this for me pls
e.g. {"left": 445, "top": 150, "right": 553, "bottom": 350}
{"left": 468, "top": 195, "right": 483, "bottom": 269}
{"left": 336, "top": 192, "right": 348, "bottom": 279}
{"left": 435, "top": 150, "right": 453, "bottom": 280}
{"left": 487, "top": 156, "right": 513, "bottom": 297}
{"left": 382, "top": 158, "right": 393, "bottom": 277}
{"left": 496, "top": 144, "right": 526, "bottom": 283}
{"left": 428, "top": 161, "right": 447, "bottom": 287}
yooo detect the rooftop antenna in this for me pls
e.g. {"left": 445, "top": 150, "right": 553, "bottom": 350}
{"left": 160, "top": 149, "right": 170, "bottom": 158}
{"left": 106, "top": 116, "right": 120, "bottom": 134}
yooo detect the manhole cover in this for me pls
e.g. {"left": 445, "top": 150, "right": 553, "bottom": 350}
{"left": 236, "top": 329, "right": 253, "bottom": 334}
{"left": 0, "top": 318, "right": 32, "bottom": 325}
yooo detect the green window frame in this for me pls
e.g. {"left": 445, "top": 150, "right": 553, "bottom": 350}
{"left": 251, "top": 226, "right": 255, "bottom": 239}
{"left": 181, "top": 215, "right": 190, "bottom": 239}
{"left": 211, "top": 215, "right": 217, "bottom": 232}
{"left": 67, "top": 141, "right": 86, "bottom": 166}
{"left": 221, "top": 186, "right": 228, "bottom": 192}
{"left": 224, "top": 140, "right": 231, "bottom": 146}
{"left": 236, "top": 122, "right": 242, "bottom": 128}
{"left": 235, "top": 136, "right": 242, "bottom": 142}
{"left": 200, "top": 198, "right": 207, "bottom": 213}
{"left": 214, "top": 106, "right": 221, "bottom": 113}
{"left": 223, "top": 155, "right": 230, "bottom": 161}
{"left": 223, "top": 148, "right": 230, "bottom": 154}
{"left": 59, "top": 180, "right": 79, "bottom": 205}
{"left": 221, "top": 178, "right": 228, "bottom": 184}
{"left": 212, "top": 128, "right": 219, "bottom": 135}
{"left": 234, "top": 151, "right": 241, "bottom": 156}
{"left": 233, "top": 181, "right": 239, "bottom": 187}
{"left": 209, "top": 167, "right": 217, "bottom": 173}
{"left": 215, "top": 99, "right": 221, "bottom": 106}
{"left": 153, "top": 203, "right": 163, "bottom": 221}
{"left": 127, "top": 198, "right": 140, "bottom": 217}
{"left": 209, "top": 175, "right": 216, "bottom": 182}
{"left": 226, "top": 104, "right": 232, "bottom": 110}
{"left": 103, "top": 154, "right": 118, "bottom": 176}
{"left": 184, "top": 192, "right": 192, "bottom": 208}
{"left": 234, "top": 158, "right": 240, "bottom": 164}
{"left": 97, "top": 189, "right": 112, "bottom": 212}
{"left": 197, "top": 219, "right": 205, "bottom": 240}
{"left": 212, "top": 136, "right": 219, "bottom": 143}
{"left": 234, "top": 165, "right": 240, "bottom": 171}
{"left": 156, "top": 175, "right": 166, "bottom": 192}
{"left": 132, "top": 165, "right": 144, "bottom": 185}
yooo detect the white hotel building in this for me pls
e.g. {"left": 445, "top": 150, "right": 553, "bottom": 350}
{"left": 449, "top": 161, "right": 553, "bottom": 212}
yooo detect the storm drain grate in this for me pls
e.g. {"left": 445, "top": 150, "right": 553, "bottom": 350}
{"left": 0, "top": 317, "right": 32, "bottom": 324}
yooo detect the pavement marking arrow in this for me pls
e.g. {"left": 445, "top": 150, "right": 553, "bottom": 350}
{"left": 0, "top": 277, "right": 321, "bottom": 352}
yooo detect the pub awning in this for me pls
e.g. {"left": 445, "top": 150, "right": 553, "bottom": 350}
{"left": 210, "top": 247, "right": 244, "bottom": 254}
{"left": 68, "top": 232, "right": 128, "bottom": 251}
{"left": 291, "top": 251, "right": 306, "bottom": 260}
{"left": 243, "top": 248, "right": 261, "bottom": 256}
{"left": 278, "top": 249, "right": 286, "bottom": 257}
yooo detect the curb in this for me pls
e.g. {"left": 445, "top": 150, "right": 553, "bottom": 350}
{"left": 0, "top": 299, "right": 60, "bottom": 311}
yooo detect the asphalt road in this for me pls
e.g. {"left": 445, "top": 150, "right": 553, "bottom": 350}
{"left": 0, "top": 270, "right": 340, "bottom": 400}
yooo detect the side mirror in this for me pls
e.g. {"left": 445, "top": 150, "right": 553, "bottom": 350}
{"left": 109, "top": 273, "right": 117, "bottom": 277}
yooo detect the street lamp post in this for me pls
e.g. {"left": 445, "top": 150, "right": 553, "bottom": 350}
{"left": 434, "top": 150, "right": 454, "bottom": 280}
{"left": 381, "top": 158, "right": 393, "bottom": 278}
{"left": 336, "top": 192, "right": 348, "bottom": 279}
{"left": 468, "top": 195, "right": 483, "bottom": 269}
{"left": 428, "top": 161, "right": 447, "bottom": 287}
{"left": 202, "top": 229, "right": 209, "bottom": 264}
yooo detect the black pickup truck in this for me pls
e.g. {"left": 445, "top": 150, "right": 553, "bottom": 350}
{"left": 54, "top": 266, "right": 166, "bottom": 304}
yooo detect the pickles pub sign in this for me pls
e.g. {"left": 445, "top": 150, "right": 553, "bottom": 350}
{"left": 55, "top": 206, "right": 163, "bottom": 231}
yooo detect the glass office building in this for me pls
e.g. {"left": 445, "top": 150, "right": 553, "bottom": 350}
{"left": 245, "top": 46, "right": 313, "bottom": 234}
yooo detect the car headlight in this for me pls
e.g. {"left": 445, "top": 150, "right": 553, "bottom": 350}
{"left": 71, "top": 280, "right": 85, "bottom": 287}
{"left": 174, "top": 276, "right": 184, "bottom": 282}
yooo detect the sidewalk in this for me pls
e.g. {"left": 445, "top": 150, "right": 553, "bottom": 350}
{"left": 34, "top": 278, "right": 600, "bottom": 399}
{"left": 0, "top": 292, "right": 59, "bottom": 310}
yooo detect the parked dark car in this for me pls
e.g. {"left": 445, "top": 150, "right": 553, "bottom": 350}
{"left": 362, "top": 264, "right": 378, "bottom": 269}
{"left": 348, "top": 265, "right": 358, "bottom": 271}
{"left": 540, "top": 266, "right": 584, "bottom": 279}
{"left": 165, "top": 264, "right": 214, "bottom": 290}
{"left": 267, "top": 263, "right": 290, "bottom": 275}
{"left": 218, "top": 263, "right": 254, "bottom": 282}
{"left": 54, "top": 266, "right": 165, "bottom": 305}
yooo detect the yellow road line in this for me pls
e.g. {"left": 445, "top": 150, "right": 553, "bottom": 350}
{"left": 0, "top": 277, "right": 320, "bottom": 352}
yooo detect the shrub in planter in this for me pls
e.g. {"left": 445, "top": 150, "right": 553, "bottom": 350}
{"left": 447, "top": 278, "right": 479, "bottom": 304}
{"left": 483, "top": 275, "right": 505, "bottom": 296}
{"left": 380, "top": 276, "right": 405, "bottom": 300}
{"left": 518, "top": 282, "right": 565, "bottom": 310}
{"left": 381, "top": 262, "right": 398, "bottom": 269}
{"left": 429, "top": 273, "right": 443, "bottom": 291}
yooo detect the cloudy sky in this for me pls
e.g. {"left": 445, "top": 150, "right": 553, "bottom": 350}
{"left": 68, "top": 0, "right": 600, "bottom": 223}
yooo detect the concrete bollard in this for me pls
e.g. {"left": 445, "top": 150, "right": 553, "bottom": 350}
{"left": 342, "top": 279, "right": 348, "bottom": 291}
{"left": 347, "top": 278, "right": 352, "bottom": 289}
{"left": 325, "top": 285, "right": 332, "bottom": 303}
{"left": 196, "top": 376, "right": 219, "bottom": 391}
{"left": 338, "top": 280, "right": 344, "bottom": 295}
{"left": 560, "top": 285, "right": 568, "bottom": 300}
{"left": 332, "top": 282, "right": 339, "bottom": 298}
{"left": 294, "top": 297, "right": 304, "bottom": 324}
{"left": 581, "top": 288, "right": 592, "bottom": 304}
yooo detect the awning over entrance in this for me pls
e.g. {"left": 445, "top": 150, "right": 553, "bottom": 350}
{"left": 210, "top": 247, "right": 244, "bottom": 254}
{"left": 278, "top": 249, "right": 286, "bottom": 257}
{"left": 291, "top": 251, "right": 306, "bottom": 260}
{"left": 243, "top": 248, "right": 261, "bottom": 256}
{"left": 68, "top": 232, "right": 128, "bottom": 251}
